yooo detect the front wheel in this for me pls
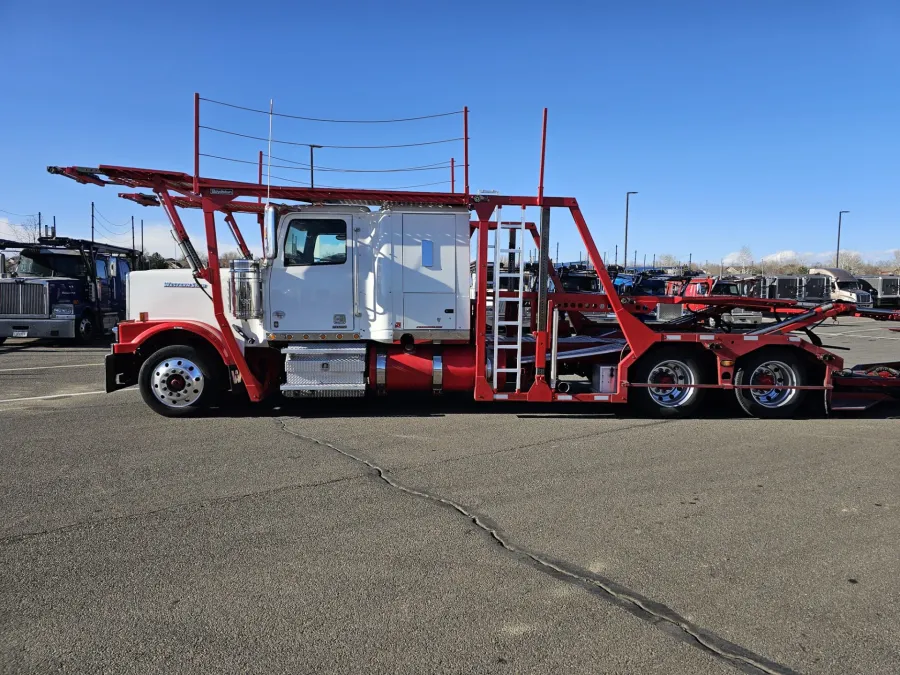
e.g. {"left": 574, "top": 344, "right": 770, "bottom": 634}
{"left": 734, "top": 348, "right": 807, "bottom": 418}
{"left": 631, "top": 348, "right": 706, "bottom": 418}
{"left": 75, "top": 313, "right": 96, "bottom": 344}
{"left": 138, "top": 345, "right": 220, "bottom": 417}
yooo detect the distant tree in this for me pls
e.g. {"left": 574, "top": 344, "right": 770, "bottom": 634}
{"left": 218, "top": 251, "right": 246, "bottom": 268}
{"left": 146, "top": 252, "right": 169, "bottom": 269}
{"left": 7, "top": 216, "right": 42, "bottom": 243}
{"left": 656, "top": 253, "right": 679, "bottom": 267}
{"left": 838, "top": 251, "right": 864, "bottom": 273}
{"left": 735, "top": 246, "right": 753, "bottom": 273}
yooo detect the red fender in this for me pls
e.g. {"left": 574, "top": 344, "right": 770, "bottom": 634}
{"left": 113, "top": 319, "right": 235, "bottom": 365}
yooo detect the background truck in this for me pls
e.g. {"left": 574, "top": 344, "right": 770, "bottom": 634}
{"left": 0, "top": 236, "right": 140, "bottom": 343}
{"left": 856, "top": 275, "right": 900, "bottom": 307}
{"left": 807, "top": 268, "right": 874, "bottom": 308}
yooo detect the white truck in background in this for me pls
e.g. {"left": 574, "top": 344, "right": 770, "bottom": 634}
{"left": 807, "top": 268, "right": 874, "bottom": 308}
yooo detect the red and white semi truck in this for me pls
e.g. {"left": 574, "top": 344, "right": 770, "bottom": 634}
{"left": 46, "top": 105, "right": 900, "bottom": 419}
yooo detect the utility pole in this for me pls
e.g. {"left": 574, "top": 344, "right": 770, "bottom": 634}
{"left": 91, "top": 203, "right": 94, "bottom": 247}
{"left": 688, "top": 252, "right": 692, "bottom": 270}
{"left": 624, "top": 191, "right": 638, "bottom": 272}
{"left": 614, "top": 245, "right": 618, "bottom": 266}
{"left": 835, "top": 210, "right": 849, "bottom": 267}
{"left": 141, "top": 218, "right": 144, "bottom": 256}
{"left": 309, "top": 144, "right": 323, "bottom": 188}
{"left": 652, "top": 253, "right": 656, "bottom": 268}
{"left": 643, "top": 254, "right": 647, "bottom": 269}
{"left": 556, "top": 242, "right": 559, "bottom": 263}
{"left": 131, "top": 216, "right": 135, "bottom": 254}
{"left": 52, "top": 216, "right": 56, "bottom": 238}
{"left": 38, "top": 212, "right": 42, "bottom": 238}
{"left": 634, "top": 250, "right": 637, "bottom": 269}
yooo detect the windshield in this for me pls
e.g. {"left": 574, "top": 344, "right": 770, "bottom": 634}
{"left": 562, "top": 276, "right": 599, "bottom": 292}
{"left": 837, "top": 281, "right": 860, "bottom": 291}
{"left": 637, "top": 279, "right": 666, "bottom": 294}
{"left": 712, "top": 283, "right": 740, "bottom": 296}
{"left": 17, "top": 251, "right": 86, "bottom": 278}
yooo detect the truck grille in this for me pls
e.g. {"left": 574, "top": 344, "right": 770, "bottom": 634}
{"left": 857, "top": 292, "right": 872, "bottom": 305}
{"left": 0, "top": 282, "right": 49, "bottom": 316}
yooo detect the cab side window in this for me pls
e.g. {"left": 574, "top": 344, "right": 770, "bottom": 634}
{"left": 95, "top": 258, "right": 108, "bottom": 280}
{"left": 284, "top": 219, "right": 347, "bottom": 266}
{"left": 118, "top": 259, "right": 130, "bottom": 278}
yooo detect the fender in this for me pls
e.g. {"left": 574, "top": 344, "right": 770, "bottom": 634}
{"left": 113, "top": 319, "right": 236, "bottom": 365}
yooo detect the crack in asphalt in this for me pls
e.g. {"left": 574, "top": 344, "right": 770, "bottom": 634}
{"left": 396, "top": 420, "right": 671, "bottom": 471}
{"left": 0, "top": 474, "right": 364, "bottom": 545}
{"left": 276, "top": 417, "right": 800, "bottom": 675}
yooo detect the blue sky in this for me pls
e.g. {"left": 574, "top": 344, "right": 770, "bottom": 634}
{"left": 1, "top": 0, "right": 898, "bottom": 266}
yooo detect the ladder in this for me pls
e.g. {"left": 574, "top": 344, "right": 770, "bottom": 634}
{"left": 490, "top": 206, "right": 527, "bottom": 391}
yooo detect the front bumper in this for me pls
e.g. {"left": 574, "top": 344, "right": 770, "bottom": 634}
{"left": 0, "top": 318, "right": 75, "bottom": 339}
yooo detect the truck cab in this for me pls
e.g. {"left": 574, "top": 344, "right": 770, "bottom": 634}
{"left": 0, "top": 237, "right": 137, "bottom": 343}
{"left": 807, "top": 267, "right": 873, "bottom": 308}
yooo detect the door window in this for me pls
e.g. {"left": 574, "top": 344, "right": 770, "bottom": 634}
{"left": 284, "top": 219, "right": 347, "bottom": 266}
{"left": 95, "top": 258, "right": 108, "bottom": 280}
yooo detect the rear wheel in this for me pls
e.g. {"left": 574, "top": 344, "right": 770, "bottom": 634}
{"left": 734, "top": 348, "right": 807, "bottom": 418}
{"left": 631, "top": 348, "right": 706, "bottom": 418}
{"left": 138, "top": 345, "right": 220, "bottom": 417}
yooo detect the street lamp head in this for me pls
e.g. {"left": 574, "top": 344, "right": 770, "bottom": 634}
{"left": 627, "top": 191, "right": 638, "bottom": 196}
{"left": 309, "top": 144, "right": 323, "bottom": 149}
{"left": 840, "top": 210, "right": 849, "bottom": 214}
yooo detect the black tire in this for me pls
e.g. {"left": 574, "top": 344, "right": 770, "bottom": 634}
{"left": 74, "top": 312, "right": 96, "bottom": 344}
{"left": 631, "top": 347, "right": 706, "bottom": 418}
{"left": 138, "top": 345, "right": 221, "bottom": 417}
{"left": 734, "top": 348, "right": 807, "bottom": 419}
{"left": 0, "top": 337, "right": 6, "bottom": 345}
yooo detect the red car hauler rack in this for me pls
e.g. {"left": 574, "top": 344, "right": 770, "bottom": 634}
{"left": 47, "top": 100, "right": 900, "bottom": 418}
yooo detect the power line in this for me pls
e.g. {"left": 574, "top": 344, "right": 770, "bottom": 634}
{"left": 93, "top": 207, "right": 131, "bottom": 232}
{"left": 264, "top": 153, "right": 451, "bottom": 171}
{"left": 269, "top": 175, "right": 452, "bottom": 190}
{"left": 201, "top": 152, "right": 452, "bottom": 173}
{"left": 199, "top": 97, "right": 463, "bottom": 123}
{"left": 199, "top": 125, "right": 463, "bottom": 149}
{"left": 0, "top": 208, "right": 38, "bottom": 218}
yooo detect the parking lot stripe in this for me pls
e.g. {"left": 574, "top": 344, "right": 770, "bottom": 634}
{"left": 0, "top": 390, "right": 109, "bottom": 404}
{"left": 0, "top": 363, "right": 104, "bottom": 373}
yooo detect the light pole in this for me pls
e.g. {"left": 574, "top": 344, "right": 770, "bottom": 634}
{"left": 309, "top": 144, "right": 323, "bottom": 188}
{"left": 624, "top": 191, "right": 638, "bottom": 271}
{"left": 835, "top": 210, "right": 849, "bottom": 267}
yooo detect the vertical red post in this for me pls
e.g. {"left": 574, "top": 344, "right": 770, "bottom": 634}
{"left": 202, "top": 202, "right": 264, "bottom": 402}
{"left": 463, "top": 107, "right": 469, "bottom": 198}
{"left": 193, "top": 92, "right": 200, "bottom": 195}
{"left": 473, "top": 219, "right": 492, "bottom": 400}
{"left": 538, "top": 108, "right": 547, "bottom": 205}
{"left": 450, "top": 157, "right": 455, "bottom": 193}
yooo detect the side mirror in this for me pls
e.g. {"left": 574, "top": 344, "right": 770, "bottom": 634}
{"left": 264, "top": 205, "right": 278, "bottom": 260}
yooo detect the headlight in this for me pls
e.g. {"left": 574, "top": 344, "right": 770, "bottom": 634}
{"left": 52, "top": 303, "right": 75, "bottom": 317}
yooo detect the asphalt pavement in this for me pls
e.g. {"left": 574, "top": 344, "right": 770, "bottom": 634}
{"left": 1, "top": 318, "right": 898, "bottom": 674}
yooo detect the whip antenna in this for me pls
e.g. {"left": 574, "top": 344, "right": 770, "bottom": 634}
{"left": 266, "top": 98, "right": 273, "bottom": 205}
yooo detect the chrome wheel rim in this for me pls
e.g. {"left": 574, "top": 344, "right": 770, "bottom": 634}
{"left": 79, "top": 317, "right": 92, "bottom": 336}
{"left": 150, "top": 357, "right": 204, "bottom": 408}
{"left": 749, "top": 360, "right": 797, "bottom": 408}
{"left": 647, "top": 359, "right": 696, "bottom": 408}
